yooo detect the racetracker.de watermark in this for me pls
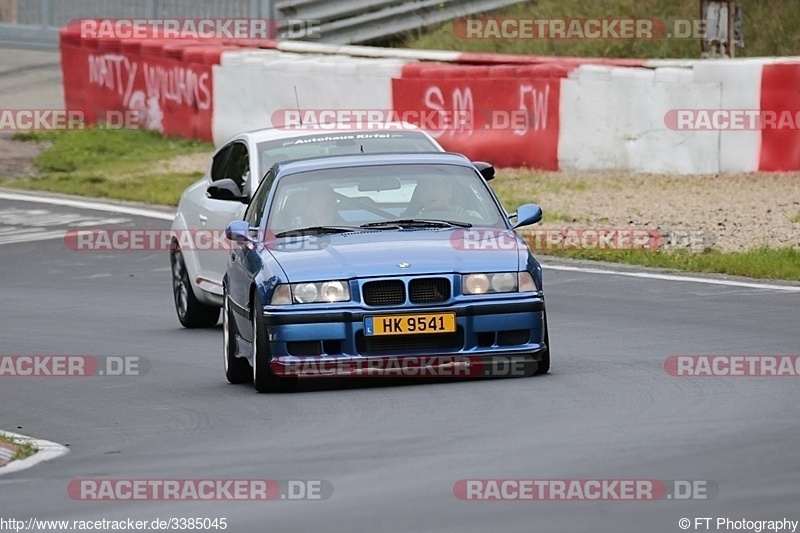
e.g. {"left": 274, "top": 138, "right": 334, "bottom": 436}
{"left": 455, "top": 228, "right": 715, "bottom": 253}
{"left": 270, "top": 109, "right": 546, "bottom": 132}
{"left": 0, "top": 356, "right": 149, "bottom": 377}
{"left": 453, "top": 479, "right": 718, "bottom": 500}
{"left": 65, "top": 229, "right": 232, "bottom": 252}
{"left": 453, "top": 18, "right": 706, "bottom": 40}
{"left": 665, "top": 356, "right": 800, "bottom": 377}
{"left": 71, "top": 18, "right": 321, "bottom": 40}
{"left": 63, "top": 229, "right": 336, "bottom": 252}
{"left": 665, "top": 109, "right": 800, "bottom": 131}
{"left": 67, "top": 479, "right": 332, "bottom": 501}
{"left": 0, "top": 110, "right": 143, "bottom": 131}
{"left": 270, "top": 355, "right": 541, "bottom": 378}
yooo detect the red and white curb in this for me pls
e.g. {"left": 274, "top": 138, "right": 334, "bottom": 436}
{"left": 0, "top": 442, "right": 17, "bottom": 467}
{"left": 0, "top": 431, "right": 69, "bottom": 476}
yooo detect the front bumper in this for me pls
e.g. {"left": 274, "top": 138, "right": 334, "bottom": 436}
{"left": 255, "top": 296, "right": 547, "bottom": 376}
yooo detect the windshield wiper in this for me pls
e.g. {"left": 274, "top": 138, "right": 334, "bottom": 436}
{"left": 360, "top": 219, "right": 472, "bottom": 229}
{"left": 274, "top": 226, "right": 359, "bottom": 238}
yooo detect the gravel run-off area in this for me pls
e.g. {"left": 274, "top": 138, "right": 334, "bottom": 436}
{"left": 492, "top": 169, "right": 800, "bottom": 253}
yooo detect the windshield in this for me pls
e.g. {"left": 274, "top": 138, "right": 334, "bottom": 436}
{"left": 266, "top": 164, "right": 507, "bottom": 234}
{"left": 257, "top": 132, "right": 439, "bottom": 175}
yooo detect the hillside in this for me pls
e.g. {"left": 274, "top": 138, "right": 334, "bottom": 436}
{"left": 403, "top": 0, "right": 800, "bottom": 59}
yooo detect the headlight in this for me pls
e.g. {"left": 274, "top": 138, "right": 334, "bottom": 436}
{"left": 294, "top": 281, "right": 349, "bottom": 303}
{"left": 270, "top": 281, "right": 351, "bottom": 305}
{"left": 462, "top": 272, "right": 538, "bottom": 295}
{"left": 491, "top": 272, "right": 517, "bottom": 292}
{"left": 518, "top": 272, "right": 537, "bottom": 293}
{"left": 463, "top": 273, "right": 491, "bottom": 294}
{"left": 294, "top": 283, "right": 318, "bottom": 303}
{"left": 270, "top": 284, "right": 291, "bottom": 305}
{"left": 320, "top": 281, "right": 347, "bottom": 302}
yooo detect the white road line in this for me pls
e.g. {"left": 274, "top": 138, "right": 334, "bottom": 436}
{"left": 542, "top": 264, "right": 800, "bottom": 293}
{"left": 0, "top": 230, "right": 68, "bottom": 246}
{"left": 0, "top": 192, "right": 174, "bottom": 221}
{"left": 2, "top": 191, "right": 798, "bottom": 292}
{"left": 0, "top": 431, "right": 68, "bottom": 476}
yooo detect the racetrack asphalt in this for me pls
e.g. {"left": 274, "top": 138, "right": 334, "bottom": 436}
{"left": 0, "top": 196, "right": 798, "bottom": 532}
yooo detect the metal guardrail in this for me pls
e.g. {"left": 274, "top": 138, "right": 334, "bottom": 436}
{"left": 277, "top": 0, "right": 531, "bottom": 44}
{"left": 0, "top": 0, "right": 529, "bottom": 49}
{"left": 0, "top": 0, "right": 271, "bottom": 49}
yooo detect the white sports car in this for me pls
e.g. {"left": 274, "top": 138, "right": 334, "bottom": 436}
{"left": 170, "top": 125, "right": 444, "bottom": 328}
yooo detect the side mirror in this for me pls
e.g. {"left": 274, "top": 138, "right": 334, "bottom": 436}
{"left": 226, "top": 221, "right": 254, "bottom": 243}
{"left": 208, "top": 179, "right": 248, "bottom": 203}
{"left": 473, "top": 162, "right": 495, "bottom": 181}
{"left": 512, "top": 204, "right": 543, "bottom": 229}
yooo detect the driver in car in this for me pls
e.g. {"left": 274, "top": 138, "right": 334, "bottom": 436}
{"left": 409, "top": 179, "right": 482, "bottom": 219}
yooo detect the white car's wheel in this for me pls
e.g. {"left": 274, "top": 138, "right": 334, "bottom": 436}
{"left": 170, "top": 246, "right": 220, "bottom": 328}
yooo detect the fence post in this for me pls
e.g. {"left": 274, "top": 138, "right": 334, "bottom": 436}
{"left": 1, "top": 0, "right": 18, "bottom": 24}
{"left": 40, "top": 0, "right": 51, "bottom": 27}
{"left": 260, "top": 0, "right": 274, "bottom": 21}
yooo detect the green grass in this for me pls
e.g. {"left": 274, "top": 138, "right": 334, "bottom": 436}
{"left": 7, "top": 172, "right": 204, "bottom": 205}
{"left": 0, "top": 432, "right": 37, "bottom": 462}
{"left": 792, "top": 214, "right": 800, "bottom": 223}
{"left": 489, "top": 170, "right": 595, "bottom": 210}
{"left": 539, "top": 247, "right": 800, "bottom": 281}
{"left": 404, "top": 0, "right": 800, "bottom": 59}
{"left": 3, "top": 129, "right": 212, "bottom": 205}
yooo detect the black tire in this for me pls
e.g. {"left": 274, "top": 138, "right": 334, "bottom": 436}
{"left": 535, "top": 310, "right": 551, "bottom": 375}
{"left": 224, "top": 290, "right": 252, "bottom": 384}
{"left": 252, "top": 291, "right": 297, "bottom": 393}
{"left": 170, "top": 246, "right": 220, "bottom": 329}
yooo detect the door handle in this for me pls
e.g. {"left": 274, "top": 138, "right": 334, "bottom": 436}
{"left": 199, "top": 214, "right": 208, "bottom": 225}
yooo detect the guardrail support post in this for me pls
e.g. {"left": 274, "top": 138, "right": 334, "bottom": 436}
{"left": 39, "top": 0, "right": 52, "bottom": 28}
{"left": 260, "top": 0, "right": 274, "bottom": 21}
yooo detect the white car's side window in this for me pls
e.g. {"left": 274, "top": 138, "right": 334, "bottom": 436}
{"left": 218, "top": 143, "right": 249, "bottom": 190}
{"left": 245, "top": 171, "right": 275, "bottom": 227}
{"left": 210, "top": 146, "right": 232, "bottom": 182}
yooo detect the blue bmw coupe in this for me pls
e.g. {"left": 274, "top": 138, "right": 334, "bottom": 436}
{"left": 223, "top": 152, "right": 549, "bottom": 392}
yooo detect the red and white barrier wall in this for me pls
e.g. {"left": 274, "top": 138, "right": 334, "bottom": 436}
{"left": 59, "top": 24, "right": 278, "bottom": 143}
{"left": 560, "top": 57, "right": 800, "bottom": 173}
{"left": 60, "top": 26, "right": 800, "bottom": 173}
{"left": 213, "top": 50, "right": 408, "bottom": 144}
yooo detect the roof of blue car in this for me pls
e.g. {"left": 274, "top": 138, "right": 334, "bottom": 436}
{"left": 272, "top": 152, "right": 474, "bottom": 176}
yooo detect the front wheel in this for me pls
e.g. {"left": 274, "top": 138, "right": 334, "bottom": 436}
{"left": 170, "top": 246, "right": 220, "bottom": 328}
{"left": 224, "top": 290, "right": 252, "bottom": 384}
{"left": 535, "top": 311, "right": 551, "bottom": 375}
{"left": 252, "top": 291, "right": 297, "bottom": 393}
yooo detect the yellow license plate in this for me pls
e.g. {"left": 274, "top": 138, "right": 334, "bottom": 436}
{"left": 365, "top": 313, "right": 456, "bottom": 336}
